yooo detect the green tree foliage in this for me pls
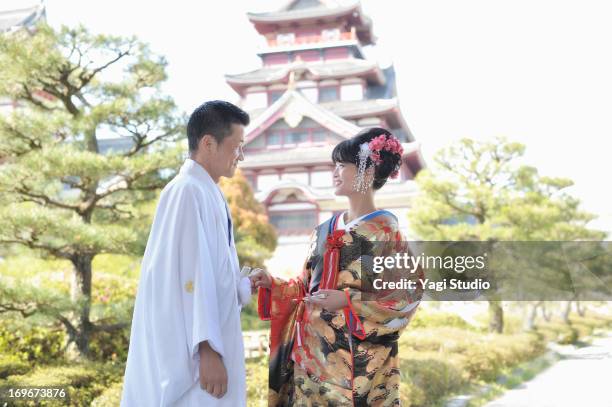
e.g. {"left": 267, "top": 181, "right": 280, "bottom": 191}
{"left": 0, "top": 24, "right": 184, "bottom": 358}
{"left": 220, "top": 169, "right": 277, "bottom": 268}
{"left": 410, "top": 137, "right": 604, "bottom": 332}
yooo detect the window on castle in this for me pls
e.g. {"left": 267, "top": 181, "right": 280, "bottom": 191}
{"left": 312, "top": 130, "right": 327, "bottom": 143}
{"left": 284, "top": 131, "right": 309, "bottom": 146}
{"left": 321, "top": 28, "right": 340, "bottom": 41}
{"left": 267, "top": 132, "right": 282, "bottom": 147}
{"left": 319, "top": 86, "right": 339, "bottom": 102}
{"left": 277, "top": 33, "right": 295, "bottom": 46}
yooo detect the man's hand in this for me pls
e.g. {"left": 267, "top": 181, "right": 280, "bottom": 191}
{"left": 199, "top": 341, "right": 227, "bottom": 398}
{"left": 249, "top": 268, "right": 272, "bottom": 291}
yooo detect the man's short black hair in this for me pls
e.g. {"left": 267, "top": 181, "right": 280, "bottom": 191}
{"left": 187, "top": 100, "right": 250, "bottom": 152}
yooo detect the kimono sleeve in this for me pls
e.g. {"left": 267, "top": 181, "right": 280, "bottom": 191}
{"left": 176, "top": 185, "right": 226, "bottom": 360}
{"left": 257, "top": 229, "right": 317, "bottom": 320}
{"left": 343, "top": 230, "right": 424, "bottom": 340}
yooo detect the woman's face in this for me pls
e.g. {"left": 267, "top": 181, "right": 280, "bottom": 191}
{"left": 332, "top": 162, "right": 357, "bottom": 196}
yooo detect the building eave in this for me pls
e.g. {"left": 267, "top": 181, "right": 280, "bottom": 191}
{"left": 320, "top": 98, "right": 398, "bottom": 118}
{"left": 401, "top": 141, "right": 426, "bottom": 177}
{"left": 247, "top": 2, "right": 359, "bottom": 25}
{"left": 247, "top": 1, "right": 374, "bottom": 45}
{"left": 241, "top": 145, "right": 336, "bottom": 170}
{"left": 256, "top": 40, "right": 364, "bottom": 59}
{"left": 0, "top": 1, "right": 46, "bottom": 33}
{"left": 244, "top": 88, "right": 361, "bottom": 145}
{"left": 225, "top": 59, "right": 384, "bottom": 91}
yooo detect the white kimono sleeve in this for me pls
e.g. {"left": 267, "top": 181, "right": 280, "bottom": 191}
{"left": 237, "top": 277, "right": 251, "bottom": 307}
{"left": 176, "top": 185, "right": 226, "bottom": 360}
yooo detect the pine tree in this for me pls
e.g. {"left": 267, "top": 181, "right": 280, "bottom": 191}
{"left": 409, "top": 137, "right": 604, "bottom": 332}
{"left": 0, "top": 24, "right": 184, "bottom": 358}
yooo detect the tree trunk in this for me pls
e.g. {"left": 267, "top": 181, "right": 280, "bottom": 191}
{"left": 488, "top": 300, "right": 504, "bottom": 333}
{"left": 524, "top": 301, "right": 542, "bottom": 331}
{"left": 561, "top": 300, "right": 572, "bottom": 324}
{"left": 70, "top": 253, "right": 94, "bottom": 359}
{"left": 576, "top": 300, "right": 586, "bottom": 317}
{"left": 541, "top": 302, "right": 552, "bottom": 322}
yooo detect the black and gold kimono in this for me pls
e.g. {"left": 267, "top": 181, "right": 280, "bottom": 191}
{"left": 258, "top": 210, "right": 423, "bottom": 406}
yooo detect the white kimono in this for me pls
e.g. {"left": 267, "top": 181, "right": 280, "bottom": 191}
{"left": 121, "top": 159, "right": 251, "bottom": 407}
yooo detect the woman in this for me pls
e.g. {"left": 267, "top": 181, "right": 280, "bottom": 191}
{"left": 251, "top": 128, "right": 423, "bottom": 406}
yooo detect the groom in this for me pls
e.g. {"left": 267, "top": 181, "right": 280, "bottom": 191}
{"left": 121, "top": 100, "right": 254, "bottom": 406}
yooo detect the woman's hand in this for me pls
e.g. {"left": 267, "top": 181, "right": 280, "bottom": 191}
{"left": 249, "top": 268, "right": 272, "bottom": 291}
{"left": 305, "top": 289, "right": 348, "bottom": 312}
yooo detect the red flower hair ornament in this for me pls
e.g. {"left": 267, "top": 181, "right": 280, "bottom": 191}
{"left": 354, "top": 134, "right": 404, "bottom": 193}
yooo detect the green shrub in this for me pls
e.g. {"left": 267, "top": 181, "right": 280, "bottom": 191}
{"left": 0, "top": 362, "right": 123, "bottom": 406}
{"left": 92, "top": 254, "right": 141, "bottom": 279}
{"left": 91, "top": 381, "right": 123, "bottom": 407}
{"left": 89, "top": 328, "right": 130, "bottom": 363}
{"left": 535, "top": 321, "right": 579, "bottom": 344}
{"left": 557, "top": 326, "right": 579, "bottom": 344}
{"left": 409, "top": 312, "right": 473, "bottom": 330}
{"left": 400, "top": 327, "right": 474, "bottom": 352}
{"left": 246, "top": 356, "right": 269, "bottom": 407}
{"left": 399, "top": 380, "right": 422, "bottom": 407}
{"left": 241, "top": 301, "right": 270, "bottom": 331}
{"left": 87, "top": 270, "right": 137, "bottom": 362}
{"left": 0, "top": 356, "right": 30, "bottom": 379}
{"left": 0, "top": 320, "right": 65, "bottom": 364}
{"left": 399, "top": 328, "right": 545, "bottom": 383}
{"left": 400, "top": 356, "right": 466, "bottom": 406}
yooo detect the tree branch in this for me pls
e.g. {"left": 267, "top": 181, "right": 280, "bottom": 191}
{"left": 78, "top": 45, "right": 134, "bottom": 89}
{"left": 0, "top": 302, "right": 37, "bottom": 317}
{"left": 15, "top": 186, "right": 80, "bottom": 212}
{"left": 0, "top": 238, "right": 72, "bottom": 259}
{"left": 91, "top": 321, "right": 129, "bottom": 333}
{"left": 56, "top": 314, "right": 78, "bottom": 340}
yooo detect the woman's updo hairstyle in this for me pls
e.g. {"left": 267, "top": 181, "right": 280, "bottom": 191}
{"left": 331, "top": 127, "right": 403, "bottom": 190}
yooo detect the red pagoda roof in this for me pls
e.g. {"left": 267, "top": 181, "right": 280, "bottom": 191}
{"left": 225, "top": 59, "right": 385, "bottom": 92}
{"left": 247, "top": 0, "right": 374, "bottom": 46}
{"left": 248, "top": 98, "right": 413, "bottom": 141}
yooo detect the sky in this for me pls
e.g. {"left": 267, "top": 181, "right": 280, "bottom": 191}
{"left": 40, "top": 0, "right": 612, "bottom": 235}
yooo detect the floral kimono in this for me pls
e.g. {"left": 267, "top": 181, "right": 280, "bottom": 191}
{"left": 258, "top": 210, "right": 423, "bottom": 407}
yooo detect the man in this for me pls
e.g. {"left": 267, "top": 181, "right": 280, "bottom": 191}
{"left": 121, "top": 100, "right": 253, "bottom": 406}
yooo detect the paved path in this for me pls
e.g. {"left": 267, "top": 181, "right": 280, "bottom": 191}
{"left": 484, "top": 332, "right": 612, "bottom": 407}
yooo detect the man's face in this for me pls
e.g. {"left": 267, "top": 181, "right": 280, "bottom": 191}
{"left": 212, "top": 123, "right": 245, "bottom": 179}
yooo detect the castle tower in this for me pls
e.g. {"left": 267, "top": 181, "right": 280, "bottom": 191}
{"left": 225, "top": 0, "right": 425, "bottom": 274}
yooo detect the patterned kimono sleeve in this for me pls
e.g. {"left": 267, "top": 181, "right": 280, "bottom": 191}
{"left": 257, "top": 229, "right": 319, "bottom": 405}
{"left": 343, "top": 229, "right": 424, "bottom": 339}
{"left": 257, "top": 229, "right": 317, "bottom": 321}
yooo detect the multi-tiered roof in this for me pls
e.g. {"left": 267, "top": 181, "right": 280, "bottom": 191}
{"left": 226, "top": 0, "right": 425, "bottom": 238}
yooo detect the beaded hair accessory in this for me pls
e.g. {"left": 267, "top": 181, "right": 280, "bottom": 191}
{"left": 353, "top": 134, "right": 404, "bottom": 193}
